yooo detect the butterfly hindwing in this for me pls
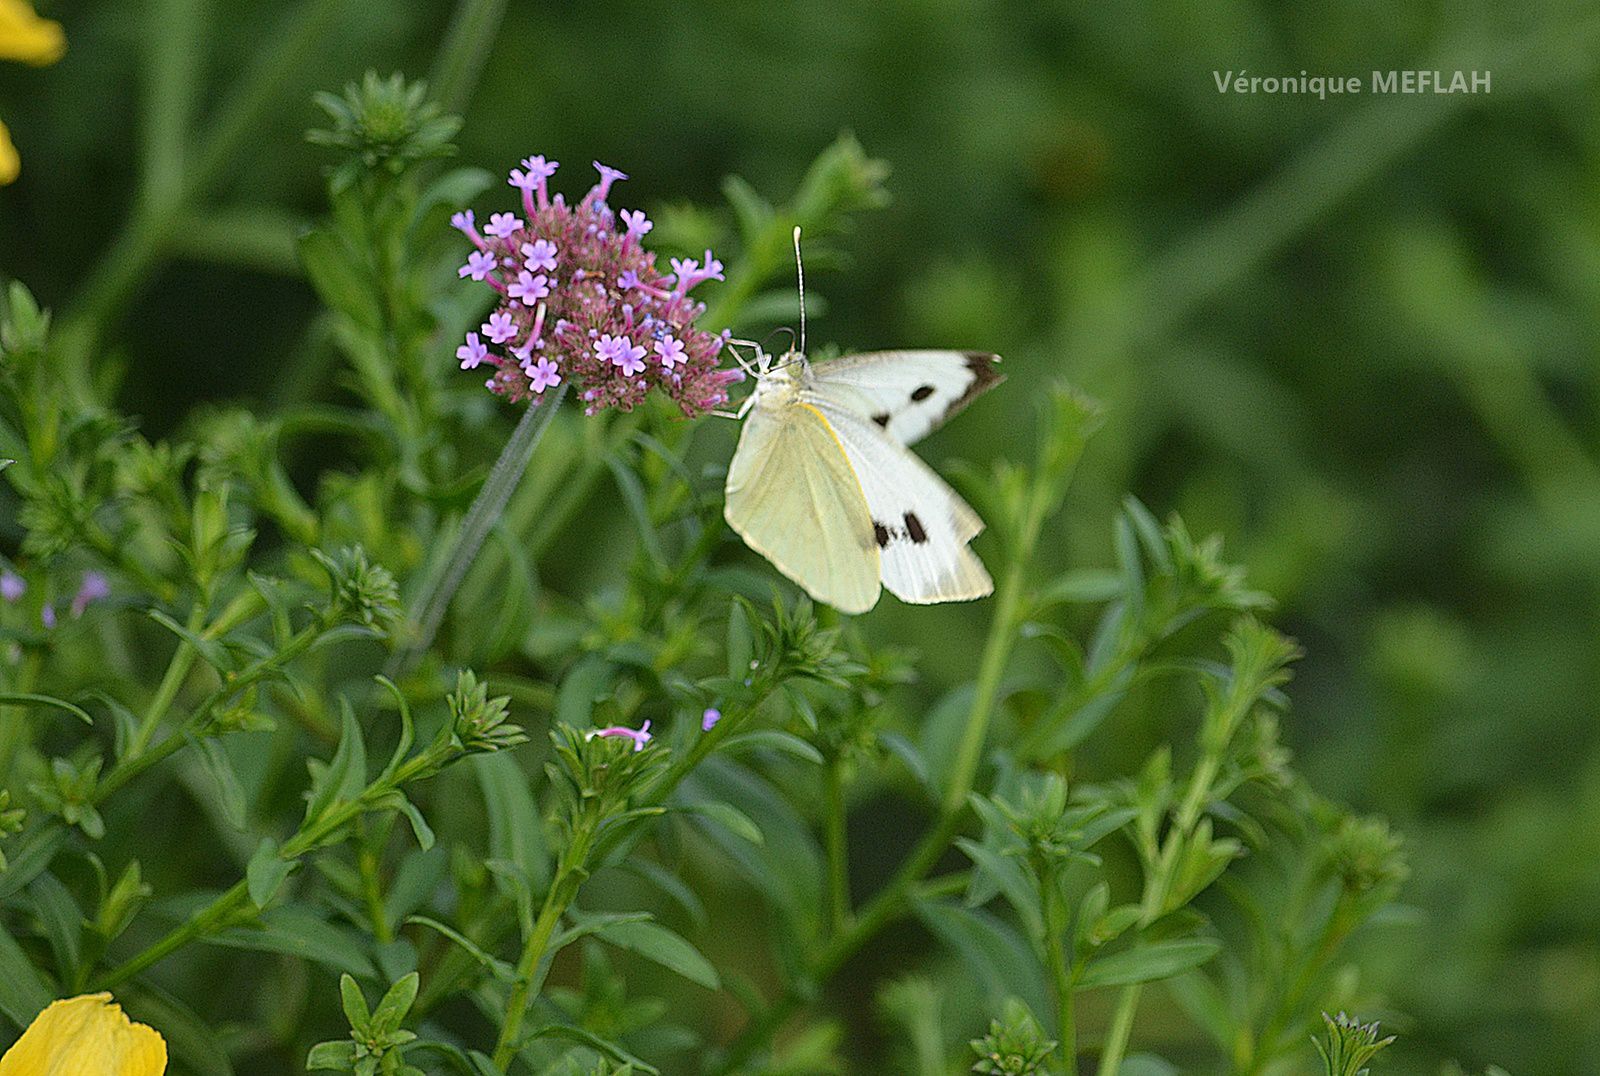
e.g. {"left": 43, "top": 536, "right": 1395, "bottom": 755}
{"left": 805, "top": 394, "right": 993, "bottom": 605}
{"left": 806, "top": 350, "right": 1003, "bottom": 446}
{"left": 724, "top": 399, "right": 882, "bottom": 613}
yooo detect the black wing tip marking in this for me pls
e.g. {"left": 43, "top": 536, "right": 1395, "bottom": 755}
{"left": 874, "top": 513, "right": 931, "bottom": 547}
{"left": 941, "top": 352, "right": 1005, "bottom": 424}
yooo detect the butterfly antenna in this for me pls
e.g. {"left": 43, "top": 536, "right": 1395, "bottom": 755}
{"left": 793, "top": 225, "right": 807, "bottom": 356}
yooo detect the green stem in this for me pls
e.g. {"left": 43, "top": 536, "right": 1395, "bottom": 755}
{"left": 1043, "top": 872, "right": 1077, "bottom": 1076}
{"left": 492, "top": 821, "right": 594, "bottom": 1070}
{"left": 823, "top": 756, "right": 850, "bottom": 935}
{"left": 388, "top": 386, "right": 568, "bottom": 677}
{"left": 428, "top": 0, "right": 509, "bottom": 115}
{"left": 129, "top": 602, "right": 207, "bottom": 757}
{"left": 97, "top": 880, "right": 251, "bottom": 989}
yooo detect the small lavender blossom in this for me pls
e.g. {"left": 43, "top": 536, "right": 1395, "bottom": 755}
{"left": 527, "top": 358, "right": 561, "bottom": 394}
{"left": 0, "top": 572, "right": 22, "bottom": 604}
{"left": 484, "top": 211, "right": 524, "bottom": 238}
{"left": 596, "top": 333, "right": 646, "bottom": 376}
{"left": 70, "top": 571, "right": 110, "bottom": 618}
{"left": 590, "top": 161, "right": 628, "bottom": 202}
{"left": 508, "top": 270, "right": 550, "bottom": 306}
{"left": 655, "top": 335, "right": 688, "bottom": 371}
{"left": 586, "top": 718, "right": 652, "bottom": 751}
{"left": 457, "top": 332, "right": 489, "bottom": 370}
{"left": 40, "top": 605, "right": 55, "bottom": 630}
{"left": 620, "top": 209, "right": 652, "bottom": 238}
{"left": 483, "top": 311, "right": 517, "bottom": 344}
{"left": 449, "top": 154, "right": 739, "bottom": 413}
{"left": 458, "top": 250, "right": 496, "bottom": 281}
{"left": 522, "top": 239, "right": 558, "bottom": 273}
{"left": 701, "top": 708, "right": 721, "bottom": 732}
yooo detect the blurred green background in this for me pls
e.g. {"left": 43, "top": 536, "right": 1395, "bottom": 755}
{"left": 5, "top": 0, "right": 1600, "bottom": 1071}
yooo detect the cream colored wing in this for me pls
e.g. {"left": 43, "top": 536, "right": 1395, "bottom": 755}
{"left": 805, "top": 394, "right": 993, "bottom": 605}
{"left": 806, "top": 350, "right": 1003, "bottom": 445}
{"left": 724, "top": 400, "right": 882, "bottom": 614}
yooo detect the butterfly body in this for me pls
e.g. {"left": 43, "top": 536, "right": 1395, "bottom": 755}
{"left": 724, "top": 347, "right": 1003, "bottom": 614}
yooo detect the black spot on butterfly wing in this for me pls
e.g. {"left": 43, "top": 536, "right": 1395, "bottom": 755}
{"left": 910, "top": 384, "right": 935, "bottom": 401}
{"left": 872, "top": 413, "right": 890, "bottom": 428}
{"left": 873, "top": 522, "right": 890, "bottom": 548}
{"left": 903, "top": 512, "right": 928, "bottom": 544}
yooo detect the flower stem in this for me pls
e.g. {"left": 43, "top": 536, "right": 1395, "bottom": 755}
{"left": 823, "top": 756, "right": 851, "bottom": 935}
{"left": 129, "top": 602, "right": 207, "bottom": 757}
{"left": 389, "top": 386, "right": 568, "bottom": 676}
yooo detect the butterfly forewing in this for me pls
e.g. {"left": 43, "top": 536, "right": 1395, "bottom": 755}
{"left": 806, "top": 350, "right": 1003, "bottom": 445}
{"left": 724, "top": 399, "right": 883, "bottom": 613}
{"left": 804, "top": 394, "right": 993, "bottom": 605}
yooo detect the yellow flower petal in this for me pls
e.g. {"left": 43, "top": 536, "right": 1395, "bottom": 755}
{"left": 0, "top": 0, "right": 65, "bottom": 66}
{"left": 0, "top": 119, "right": 18, "bottom": 186}
{"left": 0, "top": 993, "right": 168, "bottom": 1075}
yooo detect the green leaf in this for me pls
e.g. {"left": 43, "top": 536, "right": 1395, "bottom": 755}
{"left": 1078, "top": 937, "right": 1222, "bottom": 989}
{"left": 405, "top": 916, "right": 512, "bottom": 981}
{"left": 307, "top": 1039, "right": 359, "bottom": 1071}
{"left": 592, "top": 917, "right": 720, "bottom": 990}
{"left": 370, "top": 972, "right": 418, "bottom": 1033}
{"left": 726, "top": 600, "right": 754, "bottom": 682}
{"left": 391, "top": 794, "right": 435, "bottom": 851}
{"left": 146, "top": 609, "right": 234, "bottom": 673}
{"left": 678, "top": 799, "right": 764, "bottom": 845}
{"left": 913, "top": 898, "right": 1050, "bottom": 1021}
{"left": 304, "top": 700, "right": 367, "bottom": 824}
{"left": 195, "top": 737, "right": 247, "bottom": 830}
{"left": 955, "top": 837, "right": 1043, "bottom": 941}
{"left": 339, "top": 976, "right": 370, "bottom": 1039}
{"left": 209, "top": 907, "right": 375, "bottom": 978}
{"left": 0, "top": 924, "right": 52, "bottom": 1030}
{"left": 28, "top": 872, "right": 82, "bottom": 982}
{"left": 473, "top": 752, "right": 549, "bottom": 891}
{"left": 246, "top": 838, "right": 295, "bottom": 908}
{"left": 0, "top": 692, "right": 92, "bottom": 725}
{"left": 299, "top": 229, "right": 379, "bottom": 331}
{"left": 525, "top": 1024, "right": 661, "bottom": 1074}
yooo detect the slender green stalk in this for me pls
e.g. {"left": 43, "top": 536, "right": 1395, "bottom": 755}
{"left": 823, "top": 756, "right": 851, "bottom": 934}
{"left": 389, "top": 385, "right": 568, "bottom": 676}
{"left": 1043, "top": 873, "right": 1077, "bottom": 1076}
{"left": 428, "top": 0, "right": 509, "bottom": 115}
{"left": 129, "top": 602, "right": 207, "bottom": 757}
{"left": 493, "top": 823, "right": 594, "bottom": 1069}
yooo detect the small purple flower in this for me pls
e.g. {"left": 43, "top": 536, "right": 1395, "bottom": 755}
{"left": 458, "top": 250, "right": 497, "bottom": 281}
{"left": 522, "top": 239, "right": 558, "bottom": 273}
{"left": 508, "top": 270, "right": 550, "bottom": 307}
{"left": 450, "top": 210, "right": 485, "bottom": 248}
{"left": 510, "top": 155, "right": 559, "bottom": 212}
{"left": 586, "top": 718, "right": 652, "bottom": 751}
{"left": 70, "top": 571, "right": 110, "bottom": 618}
{"left": 590, "top": 161, "right": 628, "bottom": 203}
{"left": 40, "top": 604, "right": 55, "bottom": 630}
{"left": 620, "top": 209, "right": 652, "bottom": 238}
{"left": 596, "top": 333, "right": 646, "bottom": 376}
{"left": 456, "top": 332, "right": 489, "bottom": 370}
{"left": 527, "top": 357, "right": 562, "bottom": 394}
{"left": 483, "top": 311, "right": 518, "bottom": 345}
{"left": 484, "top": 211, "right": 524, "bottom": 238}
{"left": 0, "top": 572, "right": 23, "bottom": 604}
{"left": 701, "top": 708, "right": 721, "bottom": 732}
{"left": 654, "top": 335, "right": 687, "bottom": 371}
{"left": 672, "top": 250, "right": 726, "bottom": 294}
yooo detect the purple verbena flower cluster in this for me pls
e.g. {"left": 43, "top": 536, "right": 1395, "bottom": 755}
{"left": 451, "top": 158, "right": 743, "bottom": 416}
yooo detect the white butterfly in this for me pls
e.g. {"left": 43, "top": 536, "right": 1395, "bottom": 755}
{"left": 723, "top": 337, "right": 1004, "bottom": 614}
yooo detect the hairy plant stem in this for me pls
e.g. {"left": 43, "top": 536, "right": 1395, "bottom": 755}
{"left": 389, "top": 385, "right": 568, "bottom": 676}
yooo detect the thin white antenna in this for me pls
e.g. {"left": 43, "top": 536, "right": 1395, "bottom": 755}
{"left": 793, "top": 225, "right": 807, "bottom": 356}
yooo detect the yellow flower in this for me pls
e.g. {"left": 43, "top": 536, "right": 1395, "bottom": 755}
{"left": 0, "top": 993, "right": 167, "bottom": 1075}
{"left": 0, "top": 0, "right": 65, "bottom": 185}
